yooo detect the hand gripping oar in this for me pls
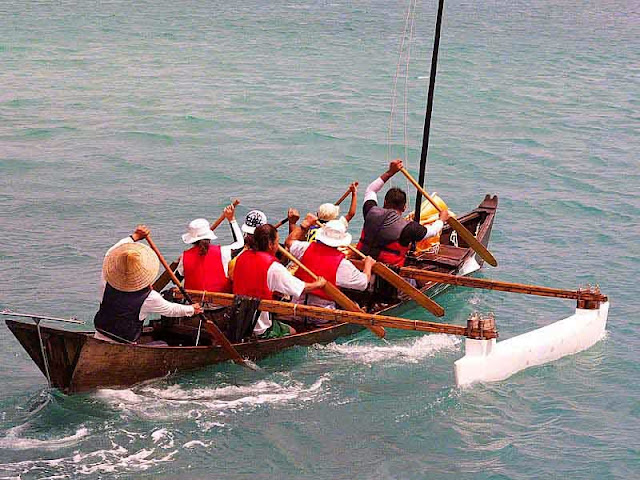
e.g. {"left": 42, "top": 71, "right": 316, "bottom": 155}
{"left": 145, "top": 235, "right": 255, "bottom": 369}
{"left": 274, "top": 184, "right": 357, "bottom": 229}
{"left": 277, "top": 245, "right": 386, "bottom": 338}
{"left": 154, "top": 200, "right": 240, "bottom": 292}
{"left": 400, "top": 168, "right": 498, "bottom": 267}
{"left": 346, "top": 245, "right": 444, "bottom": 317}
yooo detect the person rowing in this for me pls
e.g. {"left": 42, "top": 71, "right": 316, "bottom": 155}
{"left": 94, "top": 225, "right": 202, "bottom": 344}
{"left": 232, "top": 224, "right": 326, "bottom": 338}
{"left": 177, "top": 204, "right": 243, "bottom": 293}
{"left": 286, "top": 213, "right": 375, "bottom": 320}
{"left": 357, "top": 159, "right": 449, "bottom": 266}
{"left": 227, "top": 209, "right": 268, "bottom": 281}
{"left": 306, "top": 181, "right": 358, "bottom": 242}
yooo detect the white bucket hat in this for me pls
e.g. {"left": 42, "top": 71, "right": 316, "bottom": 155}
{"left": 315, "top": 219, "right": 352, "bottom": 247}
{"left": 103, "top": 243, "right": 160, "bottom": 292}
{"left": 317, "top": 203, "right": 340, "bottom": 222}
{"left": 182, "top": 218, "right": 217, "bottom": 244}
{"left": 242, "top": 210, "right": 268, "bottom": 234}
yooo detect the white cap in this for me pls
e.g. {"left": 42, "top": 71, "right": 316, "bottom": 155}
{"left": 317, "top": 203, "right": 340, "bottom": 222}
{"left": 182, "top": 218, "right": 217, "bottom": 244}
{"left": 315, "top": 219, "right": 352, "bottom": 247}
{"left": 242, "top": 210, "right": 268, "bottom": 234}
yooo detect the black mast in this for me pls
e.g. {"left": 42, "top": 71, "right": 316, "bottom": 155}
{"left": 413, "top": 0, "right": 445, "bottom": 221}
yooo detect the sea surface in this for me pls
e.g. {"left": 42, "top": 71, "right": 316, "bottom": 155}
{"left": 0, "top": 0, "right": 638, "bottom": 478}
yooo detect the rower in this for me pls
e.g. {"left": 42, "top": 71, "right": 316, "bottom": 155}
{"left": 94, "top": 225, "right": 202, "bottom": 344}
{"left": 178, "top": 204, "right": 243, "bottom": 293}
{"left": 227, "top": 209, "right": 268, "bottom": 281}
{"left": 306, "top": 181, "right": 358, "bottom": 242}
{"left": 286, "top": 214, "right": 374, "bottom": 319}
{"left": 232, "top": 224, "right": 326, "bottom": 339}
{"left": 357, "top": 159, "right": 449, "bottom": 266}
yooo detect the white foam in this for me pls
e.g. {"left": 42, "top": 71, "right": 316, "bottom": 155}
{"left": 183, "top": 440, "right": 209, "bottom": 449}
{"left": 94, "top": 375, "right": 331, "bottom": 420}
{"left": 322, "top": 334, "right": 461, "bottom": 364}
{"left": 0, "top": 426, "right": 89, "bottom": 450}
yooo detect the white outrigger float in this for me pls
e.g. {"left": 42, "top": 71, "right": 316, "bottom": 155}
{"left": 455, "top": 299, "right": 609, "bottom": 386}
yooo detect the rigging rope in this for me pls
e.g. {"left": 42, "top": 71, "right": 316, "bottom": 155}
{"left": 387, "top": 0, "right": 420, "bottom": 211}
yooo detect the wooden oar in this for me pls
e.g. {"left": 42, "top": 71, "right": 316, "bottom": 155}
{"left": 334, "top": 182, "right": 357, "bottom": 206}
{"left": 175, "top": 289, "right": 497, "bottom": 340}
{"left": 153, "top": 200, "right": 240, "bottom": 292}
{"left": 400, "top": 167, "right": 498, "bottom": 267}
{"left": 277, "top": 245, "right": 386, "bottom": 338}
{"left": 347, "top": 245, "right": 444, "bottom": 317}
{"left": 146, "top": 235, "right": 254, "bottom": 368}
{"left": 274, "top": 184, "right": 356, "bottom": 230}
{"left": 395, "top": 267, "right": 608, "bottom": 303}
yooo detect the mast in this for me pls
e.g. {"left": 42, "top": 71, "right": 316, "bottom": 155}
{"left": 413, "top": 0, "right": 445, "bottom": 221}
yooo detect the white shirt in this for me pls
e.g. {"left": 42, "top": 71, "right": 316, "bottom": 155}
{"left": 364, "top": 177, "right": 444, "bottom": 239}
{"left": 176, "top": 219, "right": 244, "bottom": 276}
{"left": 253, "top": 262, "right": 306, "bottom": 335}
{"left": 289, "top": 240, "right": 368, "bottom": 308}
{"left": 100, "top": 237, "right": 195, "bottom": 321}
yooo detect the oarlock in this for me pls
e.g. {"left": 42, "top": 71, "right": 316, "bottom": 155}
{"left": 465, "top": 311, "right": 498, "bottom": 340}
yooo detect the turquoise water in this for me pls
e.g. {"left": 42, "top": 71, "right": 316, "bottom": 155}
{"left": 1, "top": 0, "right": 638, "bottom": 478}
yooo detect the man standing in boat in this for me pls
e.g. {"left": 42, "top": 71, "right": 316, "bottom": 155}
{"left": 94, "top": 225, "right": 203, "bottom": 344}
{"left": 177, "top": 204, "right": 243, "bottom": 292}
{"left": 357, "top": 160, "right": 448, "bottom": 266}
{"left": 286, "top": 214, "right": 375, "bottom": 317}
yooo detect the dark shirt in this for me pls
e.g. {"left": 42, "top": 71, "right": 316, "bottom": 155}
{"left": 363, "top": 199, "right": 428, "bottom": 247}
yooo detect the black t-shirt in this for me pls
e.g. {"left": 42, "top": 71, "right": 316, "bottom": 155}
{"left": 363, "top": 199, "right": 428, "bottom": 246}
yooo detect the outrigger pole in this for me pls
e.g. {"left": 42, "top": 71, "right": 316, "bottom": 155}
{"left": 413, "top": 0, "right": 445, "bottom": 222}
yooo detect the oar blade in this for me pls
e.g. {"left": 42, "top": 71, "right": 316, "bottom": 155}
{"left": 447, "top": 216, "right": 497, "bottom": 267}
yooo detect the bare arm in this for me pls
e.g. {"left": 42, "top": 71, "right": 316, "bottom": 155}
{"left": 345, "top": 181, "right": 358, "bottom": 222}
{"left": 285, "top": 213, "right": 317, "bottom": 249}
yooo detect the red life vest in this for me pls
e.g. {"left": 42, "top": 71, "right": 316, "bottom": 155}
{"left": 294, "top": 242, "right": 344, "bottom": 300}
{"left": 183, "top": 245, "right": 231, "bottom": 293}
{"left": 232, "top": 250, "right": 277, "bottom": 300}
{"left": 357, "top": 206, "right": 410, "bottom": 267}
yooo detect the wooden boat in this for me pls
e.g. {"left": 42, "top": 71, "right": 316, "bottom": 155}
{"left": 4, "top": 195, "right": 498, "bottom": 394}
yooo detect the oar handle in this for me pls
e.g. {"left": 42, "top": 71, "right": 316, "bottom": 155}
{"left": 210, "top": 199, "right": 240, "bottom": 231}
{"left": 335, "top": 182, "right": 357, "bottom": 206}
{"left": 278, "top": 245, "right": 317, "bottom": 279}
{"left": 400, "top": 168, "right": 442, "bottom": 213}
{"left": 347, "top": 244, "right": 366, "bottom": 260}
{"left": 274, "top": 217, "right": 289, "bottom": 229}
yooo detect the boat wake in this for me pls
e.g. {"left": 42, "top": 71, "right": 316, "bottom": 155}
{"left": 320, "top": 334, "right": 461, "bottom": 364}
{"left": 0, "top": 424, "right": 89, "bottom": 451}
{"left": 94, "top": 374, "right": 331, "bottom": 422}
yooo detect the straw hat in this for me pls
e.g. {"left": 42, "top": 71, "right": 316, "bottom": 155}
{"left": 182, "top": 218, "right": 217, "bottom": 244}
{"left": 103, "top": 242, "right": 159, "bottom": 292}
{"left": 242, "top": 210, "right": 268, "bottom": 234}
{"left": 317, "top": 203, "right": 340, "bottom": 222}
{"left": 315, "top": 219, "right": 352, "bottom": 247}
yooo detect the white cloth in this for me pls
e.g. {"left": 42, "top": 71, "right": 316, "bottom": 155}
{"left": 253, "top": 262, "right": 306, "bottom": 335}
{"left": 363, "top": 176, "right": 385, "bottom": 203}
{"left": 289, "top": 241, "right": 368, "bottom": 308}
{"left": 176, "top": 219, "right": 243, "bottom": 276}
{"left": 99, "top": 237, "right": 195, "bottom": 321}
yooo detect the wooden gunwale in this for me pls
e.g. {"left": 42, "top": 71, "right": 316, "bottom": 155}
{"left": 5, "top": 195, "right": 497, "bottom": 394}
